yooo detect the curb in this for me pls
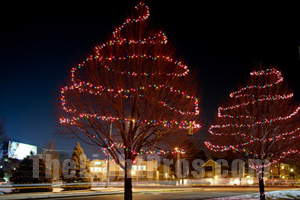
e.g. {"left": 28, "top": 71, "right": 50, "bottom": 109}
{"left": 0, "top": 191, "right": 122, "bottom": 199}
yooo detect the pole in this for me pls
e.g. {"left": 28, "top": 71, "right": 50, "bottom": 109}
{"left": 175, "top": 148, "right": 180, "bottom": 185}
{"left": 271, "top": 165, "right": 274, "bottom": 186}
{"left": 105, "top": 122, "right": 112, "bottom": 188}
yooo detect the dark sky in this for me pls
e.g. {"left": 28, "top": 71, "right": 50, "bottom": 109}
{"left": 0, "top": 1, "right": 299, "bottom": 158}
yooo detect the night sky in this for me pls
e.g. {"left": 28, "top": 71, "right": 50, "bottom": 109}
{"left": 0, "top": 1, "right": 299, "bottom": 158}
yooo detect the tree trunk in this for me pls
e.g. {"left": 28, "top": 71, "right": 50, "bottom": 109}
{"left": 124, "top": 152, "right": 133, "bottom": 200}
{"left": 125, "top": 175, "right": 132, "bottom": 200}
{"left": 258, "top": 166, "right": 266, "bottom": 200}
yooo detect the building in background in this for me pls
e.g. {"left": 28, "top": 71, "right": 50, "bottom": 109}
{"left": 272, "top": 163, "right": 292, "bottom": 179}
{"left": 89, "top": 157, "right": 171, "bottom": 182}
{"left": 201, "top": 159, "right": 222, "bottom": 178}
{"left": 89, "top": 159, "right": 107, "bottom": 181}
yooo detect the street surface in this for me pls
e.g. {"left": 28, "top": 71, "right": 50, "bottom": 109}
{"left": 44, "top": 186, "right": 297, "bottom": 200}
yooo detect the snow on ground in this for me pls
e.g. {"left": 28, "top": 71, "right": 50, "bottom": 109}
{"left": 0, "top": 188, "right": 13, "bottom": 194}
{"left": 212, "top": 189, "right": 300, "bottom": 200}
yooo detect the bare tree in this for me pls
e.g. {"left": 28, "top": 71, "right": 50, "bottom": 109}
{"left": 0, "top": 117, "right": 10, "bottom": 178}
{"left": 205, "top": 68, "right": 300, "bottom": 200}
{"left": 57, "top": 2, "right": 200, "bottom": 199}
{"left": 0, "top": 117, "right": 8, "bottom": 145}
{"left": 0, "top": 117, "right": 8, "bottom": 160}
{"left": 40, "top": 139, "right": 61, "bottom": 179}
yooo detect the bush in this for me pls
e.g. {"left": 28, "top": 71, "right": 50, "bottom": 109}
{"left": 62, "top": 181, "right": 91, "bottom": 190}
{"left": 13, "top": 184, "right": 52, "bottom": 193}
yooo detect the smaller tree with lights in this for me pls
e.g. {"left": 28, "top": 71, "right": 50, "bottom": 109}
{"left": 205, "top": 68, "right": 300, "bottom": 200}
{"left": 62, "top": 142, "right": 91, "bottom": 190}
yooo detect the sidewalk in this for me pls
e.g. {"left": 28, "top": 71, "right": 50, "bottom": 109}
{"left": 2, "top": 186, "right": 299, "bottom": 200}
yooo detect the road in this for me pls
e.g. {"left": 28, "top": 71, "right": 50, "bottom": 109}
{"left": 47, "top": 186, "right": 296, "bottom": 200}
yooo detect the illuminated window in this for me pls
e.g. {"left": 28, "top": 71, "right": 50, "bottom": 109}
{"left": 138, "top": 165, "right": 146, "bottom": 170}
{"left": 94, "top": 167, "right": 102, "bottom": 172}
{"left": 95, "top": 161, "right": 102, "bottom": 166}
{"left": 132, "top": 165, "right": 137, "bottom": 171}
{"left": 90, "top": 167, "right": 94, "bottom": 172}
{"left": 103, "top": 167, "right": 107, "bottom": 172}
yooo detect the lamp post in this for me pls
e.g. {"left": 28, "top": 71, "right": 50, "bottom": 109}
{"left": 175, "top": 147, "right": 180, "bottom": 185}
{"left": 105, "top": 122, "right": 112, "bottom": 188}
{"left": 271, "top": 165, "right": 274, "bottom": 186}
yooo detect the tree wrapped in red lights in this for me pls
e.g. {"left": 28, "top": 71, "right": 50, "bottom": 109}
{"left": 205, "top": 68, "right": 300, "bottom": 200}
{"left": 58, "top": 2, "right": 200, "bottom": 199}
